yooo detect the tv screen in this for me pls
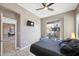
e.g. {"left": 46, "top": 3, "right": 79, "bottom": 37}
{"left": 27, "top": 20, "right": 34, "bottom": 26}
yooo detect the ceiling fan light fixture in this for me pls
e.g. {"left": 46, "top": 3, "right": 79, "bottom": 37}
{"left": 44, "top": 7, "right": 48, "bottom": 10}
{"left": 36, "top": 3, "right": 54, "bottom": 11}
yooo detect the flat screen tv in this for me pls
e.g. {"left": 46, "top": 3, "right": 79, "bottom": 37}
{"left": 27, "top": 20, "right": 34, "bottom": 26}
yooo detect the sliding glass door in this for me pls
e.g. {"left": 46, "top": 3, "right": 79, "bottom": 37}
{"left": 47, "top": 20, "right": 63, "bottom": 40}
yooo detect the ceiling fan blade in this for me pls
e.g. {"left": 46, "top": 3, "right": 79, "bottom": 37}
{"left": 36, "top": 8, "right": 44, "bottom": 10}
{"left": 48, "top": 8, "right": 54, "bottom": 11}
{"left": 47, "top": 3, "right": 54, "bottom": 7}
{"left": 42, "top": 3, "right": 46, "bottom": 7}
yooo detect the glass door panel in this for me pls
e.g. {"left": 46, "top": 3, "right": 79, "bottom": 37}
{"left": 47, "top": 20, "right": 63, "bottom": 40}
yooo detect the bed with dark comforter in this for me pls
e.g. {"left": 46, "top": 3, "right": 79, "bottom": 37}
{"left": 30, "top": 38, "right": 79, "bottom": 56}
{"left": 30, "top": 39, "right": 64, "bottom": 56}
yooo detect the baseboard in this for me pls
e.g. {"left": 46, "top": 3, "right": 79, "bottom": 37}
{"left": 16, "top": 47, "right": 21, "bottom": 50}
{"left": 19, "top": 44, "right": 31, "bottom": 50}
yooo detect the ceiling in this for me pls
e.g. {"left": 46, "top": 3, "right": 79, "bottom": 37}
{"left": 18, "top": 3, "right": 78, "bottom": 18}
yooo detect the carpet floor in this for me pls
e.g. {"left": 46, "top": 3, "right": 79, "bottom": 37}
{"left": 2, "top": 46, "right": 35, "bottom": 56}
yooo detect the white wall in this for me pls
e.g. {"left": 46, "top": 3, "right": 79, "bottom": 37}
{"left": 20, "top": 14, "right": 41, "bottom": 47}
{"left": 64, "top": 11, "right": 75, "bottom": 39}
{"left": 41, "top": 11, "right": 75, "bottom": 39}
{"left": 0, "top": 3, "right": 41, "bottom": 48}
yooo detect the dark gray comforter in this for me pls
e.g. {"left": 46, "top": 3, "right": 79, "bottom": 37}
{"left": 30, "top": 39, "right": 64, "bottom": 56}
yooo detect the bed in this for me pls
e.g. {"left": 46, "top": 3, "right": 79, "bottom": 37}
{"left": 30, "top": 38, "right": 64, "bottom": 56}
{"left": 30, "top": 38, "right": 79, "bottom": 56}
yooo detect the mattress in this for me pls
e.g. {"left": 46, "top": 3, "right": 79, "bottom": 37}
{"left": 30, "top": 39, "right": 64, "bottom": 56}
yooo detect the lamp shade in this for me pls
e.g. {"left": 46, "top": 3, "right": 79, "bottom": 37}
{"left": 71, "top": 32, "right": 76, "bottom": 39}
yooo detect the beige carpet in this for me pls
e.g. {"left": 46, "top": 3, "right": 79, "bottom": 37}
{"left": 2, "top": 46, "right": 35, "bottom": 56}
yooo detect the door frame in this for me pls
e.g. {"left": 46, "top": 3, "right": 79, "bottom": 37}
{"left": 1, "top": 13, "right": 17, "bottom": 55}
{"left": 76, "top": 13, "right": 79, "bottom": 39}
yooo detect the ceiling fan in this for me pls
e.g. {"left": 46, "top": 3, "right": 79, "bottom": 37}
{"left": 36, "top": 3, "right": 54, "bottom": 11}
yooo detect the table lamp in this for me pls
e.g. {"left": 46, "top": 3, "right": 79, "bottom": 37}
{"left": 71, "top": 32, "right": 76, "bottom": 39}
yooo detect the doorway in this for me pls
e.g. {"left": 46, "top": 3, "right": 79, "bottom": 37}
{"left": 1, "top": 17, "right": 17, "bottom": 55}
{"left": 3, "top": 23, "right": 15, "bottom": 54}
